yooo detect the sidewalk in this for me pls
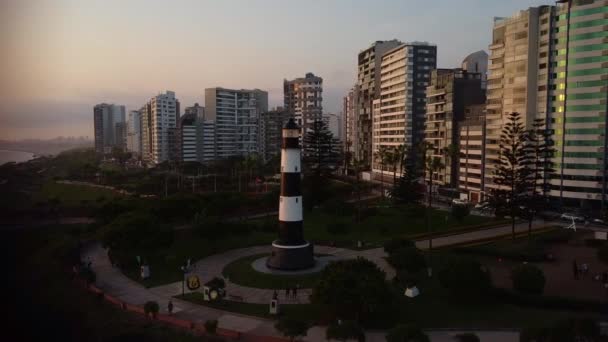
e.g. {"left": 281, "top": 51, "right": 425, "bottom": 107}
{"left": 81, "top": 220, "right": 545, "bottom": 341}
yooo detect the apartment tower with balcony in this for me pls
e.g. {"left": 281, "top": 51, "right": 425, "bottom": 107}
{"left": 371, "top": 42, "right": 437, "bottom": 179}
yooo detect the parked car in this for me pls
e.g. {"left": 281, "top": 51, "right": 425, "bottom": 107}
{"left": 592, "top": 218, "right": 607, "bottom": 226}
{"left": 452, "top": 199, "right": 469, "bottom": 206}
{"left": 560, "top": 213, "right": 584, "bottom": 222}
{"left": 474, "top": 202, "right": 490, "bottom": 209}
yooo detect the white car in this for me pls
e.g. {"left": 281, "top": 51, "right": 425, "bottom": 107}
{"left": 560, "top": 213, "right": 584, "bottom": 222}
{"left": 474, "top": 202, "right": 490, "bottom": 209}
{"left": 452, "top": 199, "right": 468, "bottom": 206}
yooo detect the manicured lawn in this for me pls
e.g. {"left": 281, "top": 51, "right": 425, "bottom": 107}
{"left": 120, "top": 230, "right": 275, "bottom": 288}
{"left": 178, "top": 269, "right": 584, "bottom": 329}
{"left": 253, "top": 205, "right": 507, "bottom": 249}
{"left": 222, "top": 253, "right": 324, "bottom": 289}
{"left": 35, "top": 181, "right": 118, "bottom": 207}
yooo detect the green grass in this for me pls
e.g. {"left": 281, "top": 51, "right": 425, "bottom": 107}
{"left": 253, "top": 205, "right": 506, "bottom": 249}
{"left": 222, "top": 254, "right": 324, "bottom": 289}
{"left": 177, "top": 293, "right": 326, "bottom": 322}
{"left": 35, "top": 181, "right": 118, "bottom": 207}
{"left": 120, "top": 230, "right": 275, "bottom": 288}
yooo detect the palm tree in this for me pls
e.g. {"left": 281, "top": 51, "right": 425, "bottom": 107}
{"left": 374, "top": 146, "right": 390, "bottom": 197}
{"left": 389, "top": 147, "right": 401, "bottom": 185}
{"left": 394, "top": 144, "right": 408, "bottom": 176}
{"left": 425, "top": 155, "right": 444, "bottom": 277}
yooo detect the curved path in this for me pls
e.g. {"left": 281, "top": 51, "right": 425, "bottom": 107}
{"left": 80, "top": 220, "right": 549, "bottom": 341}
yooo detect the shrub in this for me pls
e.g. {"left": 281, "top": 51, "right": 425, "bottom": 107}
{"left": 143, "top": 301, "right": 159, "bottom": 317}
{"left": 322, "top": 199, "right": 354, "bottom": 216}
{"left": 326, "top": 222, "right": 349, "bottom": 235}
{"left": 598, "top": 244, "right": 608, "bottom": 264}
{"left": 325, "top": 320, "right": 364, "bottom": 342}
{"left": 204, "top": 319, "right": 218, "bottom": 334}
{"left": 206, "top": 277, "right": 225, "bottom": 289}
{"left": 274, "top": 315, "right": 310, "bottom": 341}
{"left": 387, "top": 247, "right": 426, "bottom": 274}
{"left": 383, "top": 238, "right": 416, "bottom": 254}
{"left": 512, "top": 264, "right": 545, "bottom": 295}
{"left": 438, "top": 257, "right": 492, "bottom": 298}
{"left": 451, "top": 204, "right": 470, "bottom": 222}
{"left": 386, "top": 324, "right": 429, "bottom": 342}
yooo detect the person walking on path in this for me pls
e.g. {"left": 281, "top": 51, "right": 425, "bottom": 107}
{"left": 168, "top": 300, "right": 174, "bottom": 315}
{"left": 285, "top": 287, "right": 290, "bottom": 299}
{"left": 573, "top": 260, "right": 579, "bottom": 280}
{"left": 293, "top": 286, "right": 298, "bottom": 299}
{"left": 582, "top": 263, "right": 589, "bottom": 278}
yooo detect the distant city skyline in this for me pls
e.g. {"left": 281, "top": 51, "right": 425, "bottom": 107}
{"left": 0, "top": 0, "right": 553, "bottom": 139}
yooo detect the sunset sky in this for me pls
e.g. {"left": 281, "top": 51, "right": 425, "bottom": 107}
{"left": 0, "top": 0, "right": 553, "bottom": 140}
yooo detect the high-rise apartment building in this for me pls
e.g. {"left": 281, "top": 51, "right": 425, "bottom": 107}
{"left": 425, "top": 68, "right": 485, "bottom": 188}
{"left": 184, "top": 103, "right": 205, "bottom": 119}
{"left": 486, "top": 1, "right": 608, "bottom": 209}
{"left": 343, "top": 87, "right": 357, "bottom": 157}
{"left": 283, "top": 73, "right": 323, "bottom": 140}
{"left": 355, "top": 40, "right": 403, "bottom": 168}
{"left": 461, "top": 50, "right": 489, "bottom": 89}
{"left": 459, "top": 104, "right": 487, "bottom": 202}
{"left": 140, "top": 91, "right": 180, "bottom": 165}
{"left": 372, "top": 42, "right": 437, "bottom": 179}
{"left": 184, "top": 102, "right": 216, "bottom": 163}
{"left": 93, "top": 103, "right": 126, "bottom": 154}
{"left": 127, "top": 110, "right": 142, "bottom": 155}
{"left": 176, "top": 113, "right": 198, "bottom": 162}
{"left": 550, "top": 0, "right": 608, "bottom": 207}
{"left": 485, "top": 7, "right": 551, "bottom": 191}
{"left": 260, "top": 107, "right": 289, "bottom": 162}
{"left": 204, "top": 88, "right": 268, "bottom": 159}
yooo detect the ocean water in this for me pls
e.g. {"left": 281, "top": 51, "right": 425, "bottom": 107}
{"left": 0, "top": 150, "right": 35, "bottom": 165}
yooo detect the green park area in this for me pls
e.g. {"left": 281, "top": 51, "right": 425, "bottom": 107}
{"left": 35, "top": 181, "right": 119, "bottom": 208}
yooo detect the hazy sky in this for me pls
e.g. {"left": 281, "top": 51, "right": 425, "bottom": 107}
{"left": 0, "top": 0, "right": 554, "bottom": 140}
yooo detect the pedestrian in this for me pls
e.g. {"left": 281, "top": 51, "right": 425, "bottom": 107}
{"left": 293, "top": 286, "right": 298, "bottom": 299}
{"left": 582, "top": 263, "right": 589, "bottom": 277}
{"left": 573, "top": 260, "right": 579, "bottom": 280}
{"left": 168, "top": 300, "right": 174, "bottom": 315}
{"left": 285, "top": 287, "right": 290, "bottom": 299}
{"left": 272, "top": 290, "right": 278, "bottom": 300}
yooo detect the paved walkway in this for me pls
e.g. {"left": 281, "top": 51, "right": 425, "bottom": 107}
{"left": 82, "top": 221, "right": 547, "bottom": 340}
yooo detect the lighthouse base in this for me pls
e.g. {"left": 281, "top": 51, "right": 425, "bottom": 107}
{"left": 266, "top": 241, "right": 314, "bottom": 270}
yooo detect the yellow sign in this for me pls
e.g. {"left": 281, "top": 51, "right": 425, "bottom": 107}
{"left": 187, "top": 275, "right": 201, "bottom": 290}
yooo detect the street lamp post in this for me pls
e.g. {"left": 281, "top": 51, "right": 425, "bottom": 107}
{"left": 180, "top": 264, "right": 187, "bottom": 297}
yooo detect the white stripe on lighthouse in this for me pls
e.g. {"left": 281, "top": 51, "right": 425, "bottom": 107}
{"left": 279, "top": 196, "right": 303, "bottom": 221}
{"left": 280, "top": 149, "right": 301, "bottom": 173}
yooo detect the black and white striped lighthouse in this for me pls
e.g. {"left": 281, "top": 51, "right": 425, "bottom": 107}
{"left": 267, "top": 119, "right": 314, "bottom": 270}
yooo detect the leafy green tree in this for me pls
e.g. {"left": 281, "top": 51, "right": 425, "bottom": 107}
{"left": 274, "top": 315, "right": 310, "bottom": 342}
{"left": 325, "top": 320, "right": 365, "bottom": 342}
{"left": 438, "top": 257, "right": 492, "bottom": 298}
{"left": 386, "top": 324, "right": 430, "bottom": 342}
{"left": 100, "top": 212, "right": 173, "bottom": 252}
{"left": 311, "top": 258, "right": 391, "bottom": 322}
{"left": 374, "top": 145, "right": 391, "bottom": 197}
{"left": 512, "top": 264, "right": 545, "bottom": 295}
{"left": 390, "top": 148, "right": 422, "bottom": 205}
{"left": 523, "top": 118, "right": 556, "bottom": 240}
{"left": 490, "top": 112, "right": 534, "bottom": 240}
{"left": 387, "top": 247, "right": 426, "bottom": 274}
{"left": 303, "top": 120, "right": 342, "bottom": 177}
{"left": 451, "top": 204, "right": 470, "bottom": 222}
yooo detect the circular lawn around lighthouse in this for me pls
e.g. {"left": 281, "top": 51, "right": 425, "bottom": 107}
{"left": 222, "top": 253, "right": 332, "bottom": 289}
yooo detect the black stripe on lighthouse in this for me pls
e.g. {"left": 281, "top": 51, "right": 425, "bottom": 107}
{"left": 280, "top": 173, "right": 301, "bottom": 196}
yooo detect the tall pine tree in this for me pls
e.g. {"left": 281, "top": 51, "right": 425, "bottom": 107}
{"left": 303, "top": 120, "right": 342, "bottom": 177}
{"left": 490, "top": 112, "right": 534, "bottom": 240}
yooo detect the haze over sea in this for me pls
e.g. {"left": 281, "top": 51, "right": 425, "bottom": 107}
{"left": 0, "top": 150, "right": 35, "bottom": 165}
